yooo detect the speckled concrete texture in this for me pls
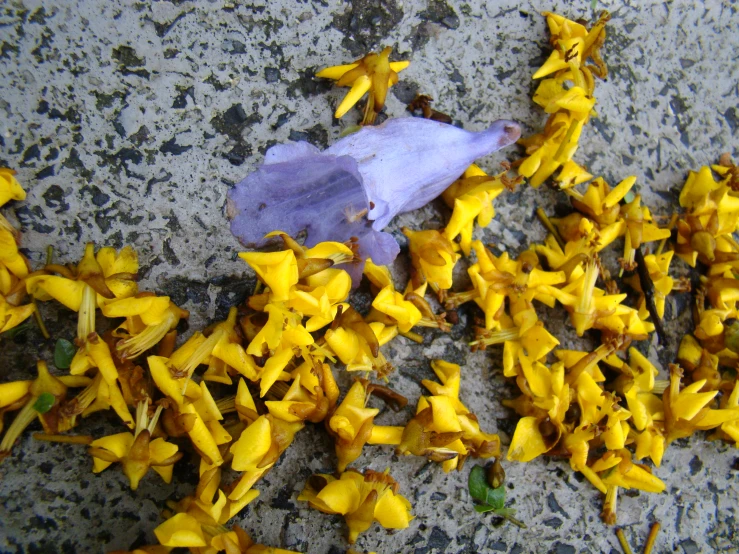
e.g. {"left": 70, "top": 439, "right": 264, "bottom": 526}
{"left": 1, "top": 0, "right": 738, "bottom": 553}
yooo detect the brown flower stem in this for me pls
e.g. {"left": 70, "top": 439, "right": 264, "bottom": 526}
{"left": 33, "top": 433, "right": 93, "bottom": 445}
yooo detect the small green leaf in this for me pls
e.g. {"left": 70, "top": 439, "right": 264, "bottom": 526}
{"left": 591, "top": 0, "right": 597, "bottom": 11}
{"left": 339, "top": 125, "right": 362, "bottom": 138}
{"left": 473, "top": 504, "right": 497, "bottom": 513}
{"left": 468, "top": 465, "right": 489, "bottom": 501}
{"left": 54, "top": 338, "right": 76, "bottom": 369}
{"left": 468, "top": 465, "right": 506, "bottom": 509}
{"left": 624, "top": 190, "right": 635, "bottom": 204}
{"left": 33, "top": 392, "right": 55, "bottom": 414}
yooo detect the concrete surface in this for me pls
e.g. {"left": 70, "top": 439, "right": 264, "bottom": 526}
{"left": 1, "top": 0, "right": 738, "bottom": 553}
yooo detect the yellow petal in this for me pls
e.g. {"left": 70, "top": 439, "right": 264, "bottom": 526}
{"left": 389, "top": 60, "right": 410, "bottom": 72}
{"left": 211, "top": 337, "right": 258, "bottom": 380}
{"left": 316, "top": 478, "right": 361, "bottom": 515}
{"left": 507, "top": 416, "right": 550, "bottom": 462}
{"left": 26, "top": 275, "right": 85, "bottom": 311}
{"left": 427, "top": 396, "right": 462, "bottom": 433}
{"left": 259, "top": 348, "right": 294, "bottom": 398}
{"left": 219, "top": 489, "right": 259, "bottom": 524}
{"left": 239, "top": 251, "right": 298, "bottom": 302}
{"left": 181, "top": 403, "right": 223, "bottom": 466}
{"left": 0, "top": 380, "right": 31, "bottom": 408}
{"left": 154, "top": 513, "right": 207, "bottom": 547}
{"left": 374, "top": 491, "right": 412, "bottom": 529}
{"left": 315, "top": 62, "right": 360, "bottom": 80}
{"left": 148, "top": 356, "right": 185, "bottom": 406}
{"left": 230, "top": 415, "right": 272, "bottom": 471}
{"left": 90, "top": 432, "right": 134, "bottom": 473}
{"left": 335, "top": 75, "right": 372, "bottom": 118}
{"left": 193, "top": 381, "right": 223, "bottom": 422}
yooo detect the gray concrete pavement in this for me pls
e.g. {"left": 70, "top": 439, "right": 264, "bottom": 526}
{"left": 0, "top": 1, "right": 738, "bottom": 552}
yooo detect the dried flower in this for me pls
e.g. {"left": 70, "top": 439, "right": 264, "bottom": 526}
{"left": 298, "top": 469, "right": 413, "bottom": 543}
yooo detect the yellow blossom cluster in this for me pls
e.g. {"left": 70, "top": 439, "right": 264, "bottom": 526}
{"left": 0, "top": 169, "right": 35, "bottom": 336}
{"left": 518, "top": 11, "right": 610, "bottom": 188}
{"left": 468, "top": 10, "right": 739, "bottom": 528}
{"left": 1, "top": 191, "right": 474, "bottom": 549}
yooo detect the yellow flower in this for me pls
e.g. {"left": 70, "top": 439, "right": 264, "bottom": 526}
{"left": 26, "top": 243, "right": 139, "bottom": 343}
{"left": 0, "top": 293, "right": 35, "bottom": 333}
{"left": 325, "top": 312, "right": 394, "bottom": 376}
{"left": 441, "top": 165, "right": 516, "bottom": 254}
{"left": 370, "top": 284, "right": 422, "bottom": 333}
{"left": 103, "top": 294, "right": 189, "bottom": 359}
{"left": 619, "top": 195, "right": 671, "bottom": 271}
{"left": 0, "top": 226, "right": 29, "bottom": 280}
{"left": 402, "top": 227, "right": 460, "bottom": 291}
{"left": 155, "top": 468, "right": 259, "bottom": 547}
{"left": 708, "top": 381, "right": 739, "bottom": 446}
{"left": 0, "top": 168, "right": 26, "bottom": 208}
{"left": 566, "top": 176, "right": 636, "bottom": 227}
{"left": 298, "top": 469, "right": 413, "bottom": 543}
{"left": 265, "top": 373, "right": 336, "bottom": 424}
{"left": 591, "top": 449, "right": 665, "bottom": 525}
{"left": 0, "top": 361, "right": 78, "bottom": 458}
{"left": 240, "top": 250, "right": 298, "bottom": 303}
{"left": 506, "top": 360, "right": 569, "bottom": 463}
{"left": 397, "top": 361, "right": 499, "bottom": 472}
{"left": 624, "top": 250, "right": 675, "bottom": 319}
{"left": 88, "top": 400, "right": 181, "bottom": 490}
{"left": 448, "top": 242, "right": 564, "bottom": 331}
{"left": 229, "top": 414, "right": 303, "bottom": 494}
{"left": 661, "top": 364, "right": 738, "bottom": 444}
{"left": 541, "top": 258, "right": 626, "bottom": 336}
{"left": 674, "top": 164, "right": 739, "bottom": 266}
{"left": 327, "top": 379, "right": 379, "bottom": 472}
{"left": 541, "top": 10, "right": 610, "bottom": 80}
{"left": 533, "top": 77, "right": 595, "bottom": 121}
{"left": 316, "top": 47, "right": 410, "bottom": 124}
{"left": 518, "top": 111, "right": 585, "bottom": 188}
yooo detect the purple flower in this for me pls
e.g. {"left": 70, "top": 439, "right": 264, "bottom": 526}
{"left": 227, "top": 117, "right": 520, "bottom": 278}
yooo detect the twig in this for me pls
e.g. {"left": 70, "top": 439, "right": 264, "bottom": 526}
{"left": 634, "top": 246, "right": 666, "bottom": 345}
{"left": 33, "top": 433, "right": 93, "bottom": 445}
{"left": 31, "top": 298, "right": 50, "bottom": 340}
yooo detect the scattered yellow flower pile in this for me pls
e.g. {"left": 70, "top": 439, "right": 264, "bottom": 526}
{"left": 445, "top": 11, "right": 739, "bottom": 528}
{"left": 1, "top": 9, "right": 737, "bottom": 554}
{"left": 0, "top": 175, "right": 495, "bottom": 550}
